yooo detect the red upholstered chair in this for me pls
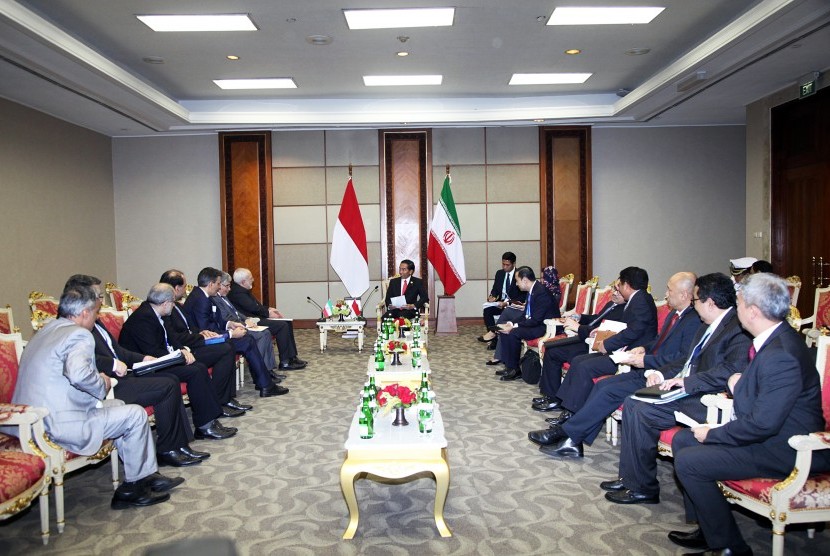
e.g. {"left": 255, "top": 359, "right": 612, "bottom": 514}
{"left": 28, "top": 292, "right": 58, "bottom": 332}
{"left": 0, "top": 305, "right": 20, "bottom": 334}
{"left": 655, "top": 299, "right": 671, "bottom": 331}
{"left": 558, "top": 274, "right": 574, "bottom": 313}
{"left": 697, "top": 334, "right": 830, "bottom": 555}
{"left": 564, "top": 276, "right": 597, "bottom": 318}
{"left": 97, "top": 307, "right": 129, "bottom": 342}
{"left": 591, "top": 283, "right": 615, "bottom": 314}
{"left": 801, "top": 285, "right": 830, "bottom": 347}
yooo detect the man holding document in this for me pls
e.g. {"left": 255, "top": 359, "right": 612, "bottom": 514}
{"left": 382, "top": 259, "right": 429, "bottom": 320}
{"left": 479, "top": 252, "right": 525, "bottom": 344}
{"left": 603, "top": 273, "right": 752, "bottom": 505}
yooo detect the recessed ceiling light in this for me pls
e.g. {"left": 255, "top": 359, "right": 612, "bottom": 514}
{"left": 625, "top": 47, "right": 651, "bottom": 56}
{"left": 306, "top": 35, "right": 333, "bottom": 45}
{"left": 564, "top": 49, "right": 581, "bottom": 55}
{"left": 213, "top": 78, "right": 297, "bottom": 90}
{"left": 533, "top": 119, "right": 545, "bottom": 123}
{"left": 547, "top": 7, "right": 664, "bottom": 25}
{"left": 509, "top": 73, "right": 592, "bottom": 85}
{"left": 396, "top": 51, "right": 409, "bottom": 57}
{"left": 142, "top": 56, "right": 165, "bottom": 64}
{"left": 363, "top": 75, "right": 442, "bottom": 86}
{"left": 137, "top": 14, "right": 257, "bottom": 32}
{"left": 226, "top": 55, "right": 240, "bottom": 61}
{"left": 344, "top": 8, "right": 455, "bottom": 29}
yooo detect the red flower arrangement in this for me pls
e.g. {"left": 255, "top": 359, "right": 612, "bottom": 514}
{"left": 394, "top": 317, "right": 411, "bottom": 328}
{"left": 377, "top": 384, "right": 417, "bottom": 409}
{"left": 386, "top": 340, "right": 408, "bottom": 353}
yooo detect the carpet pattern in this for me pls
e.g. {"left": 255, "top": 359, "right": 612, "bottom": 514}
{"left": 1, "top": 324, "right": 828, "bottom": 555}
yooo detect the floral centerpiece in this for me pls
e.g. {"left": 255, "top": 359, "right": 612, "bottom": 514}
{"left": 385, "top": 340, "right": 408, "bottom": 365}
{"left": 394, "top": 317, "right": 411, "bottom": 338}
{"left": 333, "top": 299, "right": 351, "bottom": 321}
{"left": 377, "top": 383, "right": 417, "bottom": 426}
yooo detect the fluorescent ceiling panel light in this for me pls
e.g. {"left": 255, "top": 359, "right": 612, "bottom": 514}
{"left": 363, "top": 75, "right": 443, "bottom": 86}
{"left": 344, "top": 8, "right": 455, "bottom": 29}
{"left": 213, "top": 78, "right": 296, "bottom": 90}
{"left": 547, "top": 7, "right": 664, "bottom": 25}
{"left": 509, "top": 73, "right": 592, "bottom": 85}
{"left": 137, "top": 14, "right": 257, "bottom": 32}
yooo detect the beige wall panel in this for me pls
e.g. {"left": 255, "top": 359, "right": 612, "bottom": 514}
{"left": 274, "top": 244, "right": 329, "bottom": 282}
{"left": 487, "top": 203, "right": 540, "bottom": 241}
{"left": 432, "top": 279, "right": 488, "bottom": 318}
{"left": 432, "top": 165, "right": 486, "bottom": 203}
{"left": 325, "top": 130, "right": 379, "bottom": 166}
{"left": 274, "top": 282, "right": 329, "bottom": 318}
{"left": 486, "top": 164, "right": 540, "bottom": 203}
{"left": 455, "top": 204, "right": 487, "bottom": 242}
{"left": 326, "top": 166, "right": 380, "bottom": 204}
{"left": 327, "top": 242, "right": 382, "bottom": 282}
{"left": 488, "top": 241, "right": 541, "bottom": 276}
{"left": 274, "top": 206, "right": 328, "bottom": 244}
{"left": 432, "top": 128, "right": 485, "bottom": 164}
{"left": 329, "top": 280, "right": 383, "bottom": 306}
{"left": 486, "top": 127, "right": 539, "bottom": 164}
{"left": 273, "top": 167, "right": 326, "bottom": 205}
{"left": 326, "top": 204, "right": 381, "bottom": 243}
{"left": 462, "top": 241, "right": 488, "bottom": 280}
{"left": 272, "top": 130, "right": 325, "bottom": 167}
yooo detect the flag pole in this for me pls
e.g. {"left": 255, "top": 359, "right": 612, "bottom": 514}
{"left": 348, "top": 163, "right": 353, "bottom": 177}
{"left": 445, "top": 164, "right": 450, "bottom": 176}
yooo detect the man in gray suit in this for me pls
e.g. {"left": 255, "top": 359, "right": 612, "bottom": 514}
{"left": 11, "top": 284, "right": 183, "bottom": 509}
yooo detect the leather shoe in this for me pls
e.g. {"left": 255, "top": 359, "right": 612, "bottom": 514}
{"left": 260, "top": 384, "right": 289, "bottom": 397}
{"left": 487, "top": 339, "right": 497, "bottom": 350}
{"left": 545, "top": 410, "right": 573, "bottom": 426}
{"left": 180, "top": 445, "right": 210, "bottom": 460}
{"left": 289, "top": 357, "right": 307, "bottom": 367}
{"left": 528, "top": 426, "right": 567, "bottom": 446}
{"left": 157, "top": 449, "right": 201, "bottom": 467}
{"left": 599, "top": 478, "right": 626, "bottom": 492}
{"left": 141, "top": 472, "right": 185, "bottom": 493}
{"left": 111, "top": 482, "right": 169, "bottom": 509}
{"left": 226, "top": 398, "right": 253, "bottom": 411}
{"left": 477, "top": 334, "right": 494, "bottom": 343}
{"left": 485, "top": 360, "right": 503, "bottom": 366}
{"left": 605, "top": 489, "right": 660, "bottom": 505}
{"left": 539, "top": 437, "right": 584, "bottom": 458}
{"left": 494, "top": 368, "right": 511, "bottom": 376}
{"left": 682, "top": 549, "right": 752, "bottom": 556}
{"left": 269, "top": 371, "right": 287, "bottom": 381}
{"left": 221, "top": 405, "right": 245, "bottom": 418}
{"left": 532, "top": 395, "right": 551, "bottom": 404}
{"left": 279, "top": 361, "right": 305, "bottom": 371}
{"left": 533, "top": 399, "right": 563, "bottom": 412}
{"left": 499, "top": 368, "right": 522, "bottom": 381}
{"left": 194, "top": 420, "right": 237, "bottom": 440}
{"left": 668, "top": 528, "right": 708, "bottom": 550}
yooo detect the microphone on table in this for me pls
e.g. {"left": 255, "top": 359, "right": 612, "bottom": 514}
{"left": 306, "top": 296, "right": 325, "bottom": 320}
{"left": 360, "top": 285, "right": 380, "bottom": 318}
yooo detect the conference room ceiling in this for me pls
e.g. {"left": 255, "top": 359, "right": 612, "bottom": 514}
{"left": 0, "top": 0, "right": 828, "bottom": 136}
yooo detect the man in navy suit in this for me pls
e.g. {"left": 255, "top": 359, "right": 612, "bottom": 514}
{"left": 602, "top": 272, "right": 752, "bottom": 505}
{"left": 495, "top": 266, "right": 560, "bottom": 381}
{"left": 479, "top": 251, "right": 527, "bottom": 343}
{"left": 382, "top": 259, "right": 429, "bottom": 320}
{"left": 531, "top": 272, "right": 702, "bottom": 458}
{"left": 668, "top": 273, "right": 829, "bottom": 554}
{"left": 533, "top": 266, "right": 658, "bottom": 413}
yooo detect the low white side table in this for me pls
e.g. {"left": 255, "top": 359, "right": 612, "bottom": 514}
{"left": 316, "top": 319, "right": 365, "bottom": 352}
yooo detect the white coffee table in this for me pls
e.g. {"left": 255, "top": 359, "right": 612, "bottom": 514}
{"left": 316, "top": 319, "right": 365, "bottom": 352}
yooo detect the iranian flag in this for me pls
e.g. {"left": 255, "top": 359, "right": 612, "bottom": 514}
{"left": 330, "top": 178, "right": 370, "bottom": 298}
{"left": 427, "top": 175, "right": 466, "bottom": 296}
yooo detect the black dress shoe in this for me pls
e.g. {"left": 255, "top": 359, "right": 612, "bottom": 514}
{"left": 194, "top": 420, "right": 237, "bottom": 440}
{"left": 533, "top": 399, "right": 563, "bottom": 412}
{"left": 141, "top": 472, "right": 185, "bottom": 493}
{"left": 260, "top": 384, "right": 289, "bottom": 397}
{"left": 494, "top": 368, "right": 511, "bottom": 376}
{"left": 226, "top": 398, "right": 253, "bottom": 411}
{"left": 111, "top": 482, "right": 169, "bottom": 509}
{"left": 279, "top": 361, "right": 305, "bottom": 371}
{"left": 528, "top": 426, "right": 567, "bottom": 446}
{"left": 539, "top": 437, "right": 584, "bottom": 458}
{"left": 499, "top": 368, "right": 522, "bottom": 381}
{"left": 532, "top": 395, "right": 551, "bottom": 404}
{"left": 485, "top": 360, "right": 503, "bottom": 366}
{"left": 180, "top": 445, "right": 210, "bottom": 460}
{"left": 221, "top": 405, "right": 245, "bottom": 418}
{"left": 289, "top": 357, "right": 307, "bottom": 367}
{"left": 487, "top": 339, "right": 497, "bottom": 350}
{"left": 157, "top": 449, "right": 201, "bottom": 467}
{"left": 269, "top": 371, "right": 286, "bottom": 382}
{"left": 477, "top": 334, "right": 494, "bottom": 343}
{"left": 669, "top": 528, "right": 708, "bottom": 550}
{"left": 599, "top": 478, "right": 626, "bottom": 492}
{"left": 605, "top": 489, "right": 660, "bottom": 505}
{"left": 545, "top": 410, "right": 573, "bottom": 426}
{"left": 682, "top": 549, "right": 752, "bottom": 556}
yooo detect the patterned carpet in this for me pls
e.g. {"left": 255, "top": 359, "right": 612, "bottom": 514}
{"left": 2, "top": 324, "right": 828, "bottom": 555}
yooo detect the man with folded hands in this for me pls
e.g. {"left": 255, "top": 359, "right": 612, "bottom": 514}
{"left": 529, "top": 271, "right": 700, "bottom": 458}
{"left": 600, "top": 272, "right": 752, "bottom": 506}
{"left": 64, "top": 274, "right": 208, "bottom": 467}
{"left": 120, "top": 284, "right": 240, "bottom": 440}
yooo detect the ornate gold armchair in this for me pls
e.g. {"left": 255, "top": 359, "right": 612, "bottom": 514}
{"left": 376, "top": 276, "right": 430, "bottom": 334}
{"left": 557, "top": 273, "right": 574, "bottom": 313}
{"left": 563, "top": 276, "right": 597, "bottom": 318}
{"left": 105, "top": 282, "right": 143, "bottom": 314}
{"left": 97, "top": 307, "right": 129, "bottom": 342}
{"left": 801, "top": 285, "right": 830, "bottom": 347}
{"left": 0, "top": 305, "right": 20, "bottom": 334}
{"left": 28, "top": 292, "right": 59, "bottom": 332}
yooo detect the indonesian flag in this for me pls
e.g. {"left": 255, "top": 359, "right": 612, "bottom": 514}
{"left": 330, "top": 178, "right": 370, "bottom": 298}
{"left": 350, "top": 298, "right": 361, "bottom": 316}
{"left": 427, "top": 175, "right": 466, "bottom": 296}
{"left": 322, "top": 299, "right": 334, "bottom": 318}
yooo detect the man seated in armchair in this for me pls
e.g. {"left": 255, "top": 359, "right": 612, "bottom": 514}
{"left": 381, "top": 259, "right": 429, "bottom": 321}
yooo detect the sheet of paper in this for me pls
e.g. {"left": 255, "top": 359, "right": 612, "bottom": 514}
{"left": 482, "top": 301, "right": 501, "bottom": 309}
{"left": 133, "top": 350, "right": 182, "bottom": 371}
{"left": 609, "top": 350, "right": 629, "bottom": 364}
{"left": 674, "top": 411, "right": 724, "bottom": 428}
{"left": 267, "top": 318, "right": 294, "bottom": 321}
{"left": 390, "top": 295, "right": 407, "bottom": 308}
{"left": 246, "top": 325, "right": 268, "bottom": 332}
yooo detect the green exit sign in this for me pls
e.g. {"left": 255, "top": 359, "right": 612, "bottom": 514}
{"left": 800, "top": 80, "right": 816, "bottom": 98}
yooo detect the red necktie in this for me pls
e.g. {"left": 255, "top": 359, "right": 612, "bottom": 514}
{"left": 652, "top": 312, "right": 679, "bottom": 353}
{"left": 749, "top": 345, "right": 757, "bottom": 361}
{"left": 402, "top": 279, "right": 408, "bottom": 295}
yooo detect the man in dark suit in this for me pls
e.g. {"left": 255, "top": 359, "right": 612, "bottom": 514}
{"left": 382, "top": 259, "right": 429, "bottom": 320}
{"left": 531, "top": 272, "right": 702, "bottom": 458}
{"left": 479, "top": 251, "right": 526, "bottom": 343}
{"left": 183, "top": 267, "right": 288, "bottom": 398}
{"left": 669, "top": 273, "right": 829, "bottom": 555}
{"left": 533, "top": 266, "right": 658, "bottom": 413}
{"left": 602, "top": 272, "right": 753, "bottom": 505}
{"left": 495, "top": 266, "right": 560, "bottom": 381}
{"left": 64, "top": 275, "right": 208, "bottom": 467}
{"left": 226, "top": 267, "right": 306, "bottom": 371}
{"left": 120, "top": 284, "right": 240, "bottom": 440}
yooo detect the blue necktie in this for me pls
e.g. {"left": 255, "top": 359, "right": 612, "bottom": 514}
{"left": 678, "top": 331, "right": 711, "bottom": 378}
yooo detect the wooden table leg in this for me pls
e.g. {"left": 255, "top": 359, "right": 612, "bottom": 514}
{"left": 340, "top": 459, "right": 361, "bottom": 539}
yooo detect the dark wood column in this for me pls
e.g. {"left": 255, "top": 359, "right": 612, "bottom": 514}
{"left": 219, "top": 131, "right": 275, "bottom": 306}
